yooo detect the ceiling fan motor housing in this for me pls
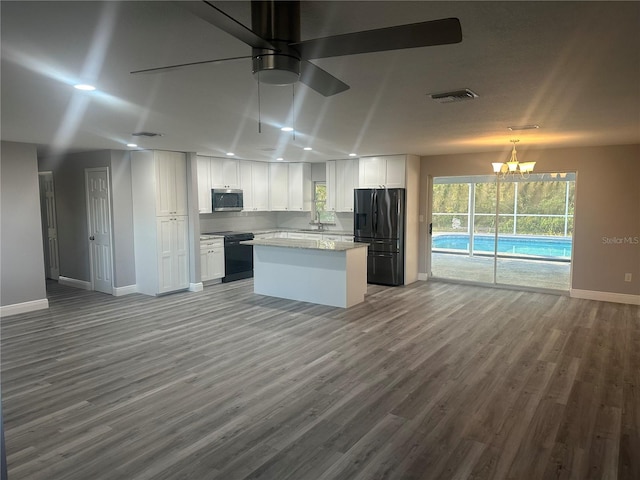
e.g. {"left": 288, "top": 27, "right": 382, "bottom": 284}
{"left": 251, "top": 1, "right": 301, "bottom": 85}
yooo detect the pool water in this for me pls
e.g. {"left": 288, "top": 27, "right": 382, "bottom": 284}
{"left": 433, "top": 234, "right": 572, "bottom": 259}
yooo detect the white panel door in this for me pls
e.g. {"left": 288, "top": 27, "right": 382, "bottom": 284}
{"left": 157, "top": 216, "right": 189, "bottom": 293}
{"left": 85, "top": 168, "right": 113, "bottom": 294}
{"left": 239, "top": 161, "right": 254, "bottom": 210}
{"left": 39, "top": 172, "right": 60, "bottom": 279}
{"left": 336, "top": 159, "right": 358, "bottom": 212}
{"left": 384, "top": 155, "right": 406, "bottom": 188}
{"left": 197, "top": 156, "right": 212, "bottom": 214}
{"left": 173, "top": 216, "right": 189, "bottom": 289}
{"left": 157, "top": 217, "right": 174, "bottom": 293}
{"left": 358, "top": 157, "right": 386, "bottom": 188}
{"left": 269, "top": 163, "right": 289, "bottom": 210}
{"left": 156, "top": 151, "right": 187, "bottom": 216}
{"left": 326, "top": 161, "right": 336, "bottom": 212}
{"left": 252, "top": 162, "right": 270, "bottom": 211}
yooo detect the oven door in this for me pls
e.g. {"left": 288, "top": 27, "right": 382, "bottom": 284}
{"left": 223, "top": 240, "right": 253, "bottom": 282}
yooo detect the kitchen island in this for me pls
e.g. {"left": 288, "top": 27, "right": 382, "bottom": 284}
{"left": 242, "top": 238, "right": 368, "bottom": 308}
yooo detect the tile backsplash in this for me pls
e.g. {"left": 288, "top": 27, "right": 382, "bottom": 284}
{"left": 200, "top": 211, "right": 353, "bottom": 233}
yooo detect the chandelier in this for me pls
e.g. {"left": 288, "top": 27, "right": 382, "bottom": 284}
{"left": 492, "top": 139, "right": 536, "bottom": 178}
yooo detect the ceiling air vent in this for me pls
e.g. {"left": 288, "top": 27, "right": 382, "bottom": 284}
{"left": 131, "top": 131, "right": 163, "bottom": 137}
{"left": 429, "top": 89, "right": 478, "bottom": 103}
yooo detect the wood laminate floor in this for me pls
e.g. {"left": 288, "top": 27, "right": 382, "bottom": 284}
{"left": 1, "top": 280, "right": 638, "bottom": 479}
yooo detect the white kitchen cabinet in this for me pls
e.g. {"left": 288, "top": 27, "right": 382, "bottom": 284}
{"left": 197, "top": 156, "right": 212, "bottom": 214}
{"left": 200, "top": 237, "right": 224, "bottom": 282}
{"left": 287, "top": 232, "right": 318, "bottom": 240}
{"left": 321, "top": 233, "right": 342, "bottom": 241}
{"left": 252, "top": 161, "right": 269, "bottom": 211}
{"left": 157, "top": 216, "right": 190, "bottom": 293}
{"left": 336, "top": 159, "right": 359, "bottom": 212}
{"left": 155, "top": 150, "right": 188, "bottom": 216}
{"left": 288, "top": 163, "right": 312, "bottom": 211}
{"left": 326, "top": 161, "right": 337, "bottom": 212}
{"left": 269, "top": 162, "right": 311, "bottom": 211}
{"left": 210, "top": 157, "right": 240, "bottom": 189}
{"left": 269, "top": 163, "right": 289, "bottom": 210}
{"left": 131, "top": 150, "right": 191, "bottom": 296}
{"left": 358, "top": 155, "right": 406, "bottom": 188}
{"left": 240, "top": 161, "right": 269, "bottom": 211}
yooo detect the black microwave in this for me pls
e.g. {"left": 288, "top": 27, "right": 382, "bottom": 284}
{"left": 212, "top": 189, "right": 243, "bottom": 212}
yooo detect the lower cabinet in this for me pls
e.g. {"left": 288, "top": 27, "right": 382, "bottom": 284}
{"left": 157, "top": 216, "right": 190, "bottom": 294}
{"left": 200, "top": 238, "right": 225, "bottom": 282}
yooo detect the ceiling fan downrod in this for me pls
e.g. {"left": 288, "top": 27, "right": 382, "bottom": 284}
{"left": 251, "top": 1, "right": 301, "bottom": 85}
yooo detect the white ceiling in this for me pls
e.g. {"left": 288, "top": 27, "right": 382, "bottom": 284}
{"left": 2, "top": 1, "right": 639, "bottom": 162}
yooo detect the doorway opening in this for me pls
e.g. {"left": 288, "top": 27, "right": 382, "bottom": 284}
{"left": 430, "top": 173, "right": 575, "bottom": 291}
{"left": 38, "top": 172, "right": 60, "bottom": 280}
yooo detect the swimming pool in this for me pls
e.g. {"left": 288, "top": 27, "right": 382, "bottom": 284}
{"left": 432, "top": 234, "right": 572, "bottom": 259}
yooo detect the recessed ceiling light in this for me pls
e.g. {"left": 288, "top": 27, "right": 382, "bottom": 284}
{"left": 281, "top": 127, "right": 294, "bottom": 132}
{"left": 126, "top": 143, "right": 138, "bottom": 148}
{"left": 226, "top": 152, "right": 235, "bottom": 156}
{"left": 303, "top": 147, "right": 312, "bottom": 151}
{"left": 74, "top": 84, "right": 96, "bottom": 91}
{"left": 508, "top": 124, "right": 540, "bottom": 131}
{"left": 276, "top": 157, "right": 284, "bottom": 161}
{"left": 349, "top": 153, "right": 357, "bottom": 157}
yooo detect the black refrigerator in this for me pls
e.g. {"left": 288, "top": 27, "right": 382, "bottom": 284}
{"left": 354, "top": 188, "right": 405, "bottom": 286}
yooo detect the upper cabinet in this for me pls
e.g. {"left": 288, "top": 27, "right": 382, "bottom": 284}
{"left": 210, "top": 157, "right": 240, "bottom": 189}
{"left": 239, "top": 160, "right": 269, "bottom": 211}
{"left": 336, "top": 159, "right": 359, "bottom": 212}
{"left": 326, "top": 159, "right": 358, "bottom": 212}
{"left": 197, "top": 156, "right": 212, "bottom": 214}
{"left": 269, "top": 162, "right": 312, "bottom": 211}
{"left": 288, "top": 163, "right": 312, "bottom": 211}
{"left": 197, "top": 156, "right": 240, "bottom": 213}
{"left": 326, "top": 161, "right": 337, "bottom": 212}
{"left": 153, "top": 150, "right": 188, "bottom": 216}
{"left": 358, "top": 155, "right": 406, "bottom": 188}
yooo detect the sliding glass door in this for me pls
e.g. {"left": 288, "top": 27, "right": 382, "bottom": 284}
{"left": 431, "top": 173, "right": 574, "bottom": 291}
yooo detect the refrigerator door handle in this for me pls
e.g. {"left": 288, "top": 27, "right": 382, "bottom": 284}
{"left": 372, "top": 190, "right": 378, "bottom": 234}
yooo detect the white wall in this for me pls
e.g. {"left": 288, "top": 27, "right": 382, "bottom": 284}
{"left": 1, "top": 141, "right": 48, "bottom": 315}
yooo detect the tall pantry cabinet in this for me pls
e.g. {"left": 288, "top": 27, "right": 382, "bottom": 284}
{"left": 131, "top": 150, "right": 190, "bottom": 295}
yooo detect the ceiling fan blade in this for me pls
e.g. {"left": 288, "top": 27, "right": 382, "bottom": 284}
{"left": 299, "top": 61, "right": 350, "bottom": 97}
{"left": 131, "top": 55, "right": 252, "bottom": 75}
{"left": 291, "top": 17, "right": 462, "bottom": 60}
{"left": 177, "top": 1, "right": 276, "bottom": 51}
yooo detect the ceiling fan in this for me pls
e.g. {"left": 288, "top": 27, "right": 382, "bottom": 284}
{"left": 132, "top": 1, "right": 463, "bottom": 96}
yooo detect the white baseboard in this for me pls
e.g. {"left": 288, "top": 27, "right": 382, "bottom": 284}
{"left": 1, "top": 298, "right": 49, "bottom": 317}
{"left": 570, "top": 288, "right": 640, "bottom": 305}
{"left": 113, "top": 285, "right": 137, "bottom": 296}
{"left": 189, "top": 282, "right": 204, "bottom": 292}
{"left": 58, "top": 276, "right": 91, "bottom": 290}
{"left": 417, "top": 273, "right": 429, "bottom": 281}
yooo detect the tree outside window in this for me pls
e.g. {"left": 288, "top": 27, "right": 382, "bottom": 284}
{"left": 314, "top": 182, "right": 335, "bottom": 223}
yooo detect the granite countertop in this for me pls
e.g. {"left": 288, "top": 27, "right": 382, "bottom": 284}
{"left": 243, "top": 238, "right": 367, "bottom": 251}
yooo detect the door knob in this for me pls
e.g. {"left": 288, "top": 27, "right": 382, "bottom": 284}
{"left": 89, "top": 235, "right": 95, "bottom": 241}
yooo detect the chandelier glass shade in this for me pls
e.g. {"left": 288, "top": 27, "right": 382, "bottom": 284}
{"left": 492, "top": 140, "right": 536, "bottom": 178}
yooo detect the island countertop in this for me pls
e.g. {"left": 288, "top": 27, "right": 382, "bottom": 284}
{"left": 242, "top": 238, "right": 368, "bottom": 251}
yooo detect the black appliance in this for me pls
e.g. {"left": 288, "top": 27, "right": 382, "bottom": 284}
{"left": 212, "top": 189, "right": 243, "bottom": 212}
{"left": 354, "top": 188, "right": 406, "bottom": 286}
{"left": 205, "top": 231, "right": 254, "bottom": 282}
